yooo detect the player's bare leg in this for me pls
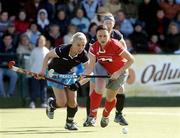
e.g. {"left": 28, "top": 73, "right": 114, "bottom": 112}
{"left": 46, "top": 87, "right": 67, "bottom": 119}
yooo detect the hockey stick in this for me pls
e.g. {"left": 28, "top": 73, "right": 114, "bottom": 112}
{"left": 8, "top": 61, "right": 69, "bottom": 86}
{"left": 48, "top": 69, "right": 110, "bottom": 79}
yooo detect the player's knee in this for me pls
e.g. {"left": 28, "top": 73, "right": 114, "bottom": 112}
{"left": 117, "top": 86, "right": 124, "bottom": 94}
{"left": 106, "top": 93, "right": 116, "bottom": 101}
{"left": 67, "top": 100, "right": 77, "bottom": 108}
{"left": 56, "top": 100, "right": 67, "bottom": 107}
{"left": 106, "top": 91, "right": 117, "bottom": 101}
{"left": 94, "top": 88, "right": 104, "bottom": 94}
{"left": 106, "top": 96, "right": 116, "bottom": 102}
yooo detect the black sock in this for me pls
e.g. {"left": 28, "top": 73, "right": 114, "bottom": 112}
{"left": 86, "top": 96, "right": 90, "bottom": 116}
{"left": 116, "top": 94, "right": 125, "bottom": 116}
{"left": 66, "top": 106, "right": 78, "bottom": 123}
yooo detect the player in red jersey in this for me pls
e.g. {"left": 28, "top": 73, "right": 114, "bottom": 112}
{"left": 84, "top": 13, "right": 129, "bottom": 127}
{"left": 84, "top": 25, "right": 134, "bottom": 128}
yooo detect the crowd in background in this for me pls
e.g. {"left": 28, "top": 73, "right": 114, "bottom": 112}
{"left": 0, "top": 0, "right": 180, "bottom": 106}
{"left": 0, "top": 0, "right": 180, "bottom": 54}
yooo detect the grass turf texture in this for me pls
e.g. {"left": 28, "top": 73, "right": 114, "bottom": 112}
{"left": 0, "top": 107, "right": 180, "bottom": 138}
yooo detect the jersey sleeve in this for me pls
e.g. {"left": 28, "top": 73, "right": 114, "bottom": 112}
{"left": 112, "top": 29, "right": 122, "bottom": 41}
{"left": 113, "top": 39, "right": 125, "bottom": 55}
{"left": 81, "top": 51, "right": 89, "bottom": 64}
{"left": 89, "top": 43, "right": 97, "bottom": 56}
{"left": 55, "top": 45, "right": 62, "bottom": 57}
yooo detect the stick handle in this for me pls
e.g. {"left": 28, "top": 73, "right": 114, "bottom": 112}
{"left": 81, "top": 75, "right": 110, "bottom": 78}
{"left": 48, "top": 71, "right": 110, "bottom": 79}
{"left": 8, "top": 62, "right": 69, "bottom": 86}
{"left": 48, "top": 68, "right": 110, "bottom": 79}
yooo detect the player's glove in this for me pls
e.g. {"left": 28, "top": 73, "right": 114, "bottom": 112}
{"left": 69, "top": 81, "right": 81, "bottom": 91}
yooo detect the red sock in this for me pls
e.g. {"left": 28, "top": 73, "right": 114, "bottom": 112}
{"left": 90, "top": 90, "right": 102, "bottom": 117}
{"left": 103, "top": 98, "right": 117, "bottom": 117}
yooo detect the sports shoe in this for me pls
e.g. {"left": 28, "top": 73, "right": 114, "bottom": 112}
{"left": 83, "top": 116, "right": 96, "bottom": 127}
{"left": 114, "top": 114, "right": 128, "bottom": 126}
{"left": 100, "top": 116, "right": 109, "bottom": 128}
{"left": 29, "top": 102, "right": 36, "bottom": 109}
{"left": 41, "top": 103, "right": 47, "bottom": 108}
{"left": 65, "top": 122, "right": 78, "bottom": 130}
{"left": 46, "top": 97, "right": 55, "bottom": 119}
{"left": 83, "top": 117, "right": 88, "bottom": 127}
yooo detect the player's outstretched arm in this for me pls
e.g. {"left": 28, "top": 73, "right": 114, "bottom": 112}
{"left": 41, "top": 49, "right": 59, "bottom": 75}
{"left": 111, "top": 50, "right": 135, "bottom": 80}
{"left": 79, "top": 52, "right": 96, "bottom": 85}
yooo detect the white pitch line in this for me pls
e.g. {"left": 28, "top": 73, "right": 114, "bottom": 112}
{"left": 126, "top": 111, "right": 180, "bottom": 116}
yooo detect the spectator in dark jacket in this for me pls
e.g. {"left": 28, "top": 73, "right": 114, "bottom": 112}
{"left": 0, "top": 33, "right": 18, "bottom": 97}
{"left": 52, "top": 9, "right": 70, "bottom": 37}
{"left": 163, "top": 22, "right": 180, "bottom": 53}
{"left": 129, "top": 21, "right": 149, "bottom": 53}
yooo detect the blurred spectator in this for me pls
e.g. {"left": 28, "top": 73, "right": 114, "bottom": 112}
{"left": 163, "top": 22, "right": 180, "bottom": 53}
{"left": 25, "top": 22, "right": 41, "bottom": 46}
{"left": 85, "top": 22, "right": 98, "bottom": 51}
{"left": 175, "top": 0, "right": 180, "bottom": 4}
{"left": 24, "top": 0, "right": 44, "bottom": 21}
{"left": 16, "top": 34, "right": 33, "bottom": 55}
{"left": 129, "top": 20, "right": 149, "bottom": 53}
{"left": 55, "top": 0, "right": 70, "bottom": 12}
{"left": 104, "top": 0, "right": 122, "bottom": 16}
{"left": 63, "top": 24, "right": 77, "bottom": 44}
{"left": 154, "top": 9, "right": 170, "bottom": 38}
{"left": 43, "top": 0, "right": 58, "bottom": 21}
{"left": 6, "top": 23, "right": 19, "bottom": 48}
{"left": 81, "top": 0, "right": 99, "bottom": 20}
{"left": 115, "top": 10, "right": 134, "bottom": 37}
{"left": 0, "top": 33, "right": 18, "bottom": 97}
{"left": 97, "top": 0, "right": 107, "bottom": 6}
{"left": 121, "top": 0, "right": 138, "bottom": 24}
{"left": 148, "top": 34, "right": 163, "bottom": 53}
{"left": 16, "top": 33, "right": 33, "bottom": 101}
{"left": 29, "top": 35, "right": 49, "bottom": 108}
{"left": 174, "top": 11, "right": 180, "bottom": 31}
{"left": 91, "top": 6, "right": 107, "bottom": 25}
{"left": 52, "top": 9, "right": 70, "bottom": 36}
{"left": 65, "top": 0, "right": 81, "bottom": 18}
{"left": 0, "top": 33, "right": 16, "bottom": 53}
{"left": 45, "top": 24, "right": 64, "bottom": 48}
{"left": 45, "top": 39, "right": 52, "bottom": 50}
{"left": 0, "top": 11, "right": 11, "bottom": 37}
{"left": 71, "top": 7, "right": 90, "bottom": 33}
{"left": 87, "top": 22, "right": 98, "bottom": 41}
{"left": 138, "top": 0, "right": 159, "bottom": 36}
{"left": 159, "top": 0, "right": 180, "bottom": 21}
{"left": 14, "top": 10, "right": 30, "bottom": 34}
{"left": 36, "top": 9, "right": 49, "bottom": 35}
{"left": 125, "top": 38, "right": 136, "bottom": 54}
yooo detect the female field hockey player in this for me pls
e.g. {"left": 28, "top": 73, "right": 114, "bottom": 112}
{"left": 40, "top": 32, "right": 89, "bottom": 130}
{"left": 84, "top": 25, "right": 134, "bottom": 128}
{"left": 84, "top": 13, "right": 129, "bottom": 126}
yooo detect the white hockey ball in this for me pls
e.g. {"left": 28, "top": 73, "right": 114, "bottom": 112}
{"left": 122, "top": 127, "right": 128, "bottom": 134}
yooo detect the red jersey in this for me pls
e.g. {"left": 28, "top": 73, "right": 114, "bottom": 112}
{"left": 90, "top": 39, "right": 126, "bottom": 74}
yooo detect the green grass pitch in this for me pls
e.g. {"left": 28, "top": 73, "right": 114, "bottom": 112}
{"left": 0, "top": 107, "right": 180, "bottom": 138}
